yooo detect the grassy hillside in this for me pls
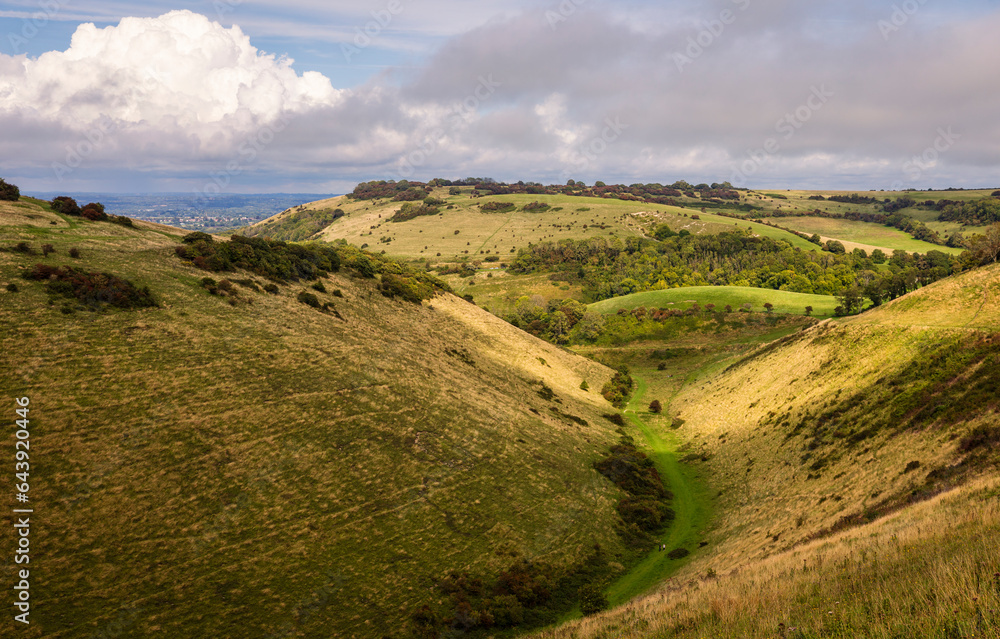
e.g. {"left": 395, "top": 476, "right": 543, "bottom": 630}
{"left": 538, "top": 263, "right": 1000, "bottom": 638}
{"left": 588, "top": 286, "right": 840, "bottom": 318}
{"left": 244, "top": 189, "right": 814, "bottom": 261}
{"left": 772, "top": 215, "right": 964, "bottom": 255}
{"left": 247, "top": 187, "right": 989, "bottom": 266}
{"left": 0, "top": 199, "right": 635, "bottom": 638}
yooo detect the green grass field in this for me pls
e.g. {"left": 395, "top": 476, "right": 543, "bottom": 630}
{"left": 588, "top": 286, "right": 840, "bottom": 318}
{"left": 773, "top": 215, "right": 964, "bottom": 255}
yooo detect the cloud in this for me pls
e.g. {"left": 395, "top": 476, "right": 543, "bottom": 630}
{"left": 1, "top": 3, "right": 1000, "bottom": 192}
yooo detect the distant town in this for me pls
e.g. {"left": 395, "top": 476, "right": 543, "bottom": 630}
{"left": 27, "top": 193, "right": 338, "bottom": 233}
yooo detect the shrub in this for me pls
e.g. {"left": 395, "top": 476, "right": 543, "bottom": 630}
{"left": 41, "top": 244, "right": 55, "bottom": 256}
{"left": 522, "top": 201, "right": 551, "bottom": 213}
{"left": 297, "top": 291, "right": 321, "bottom": 308}
{"left": 958, "top": 425, "right": 1000, "bottom": 453}
{"left": 601, "top": 366, "right": 634, "bottom": 408}
{"left": 480, "top": 201, "right": 516, "bottom": 213}
{"left": 311, "top": 280, "right": 327, "bottom": 293}
{"left": 69, "top": 248, "right": 81, "bottom": 258}
{"left": 579, "top": 584, "right": 608, "bottom": 616}
{"left": 263, "top": 283, "right": 280, "bottom": 294}
{"left": 6, "top": 283, "right": 18, "bottom": 292}
{"left": 657, "top": 362, "right": 668, "bottom": 371}
{"left": 332, "top": 289, "right": 343, "bottom": 298}
{"left": 390, "top": 202, "right": 440, "bottom": 222}
{"left": 182, "top": 231, "right": 214, "bottom": 244}
{"left": 667, "top": 548, "right": 690, "bottom": 560}
{"left": 649, "top": 399, "right": 663, "bottom": 413}
{"left": 12, "top": 242, "right": 34, "bottom": 254}
{"left": 380, "top": 273, "right": 435, "bottom": 303}
{"left": 22, "top": 264, "right": 157, "bottom": 310}
{"left": 580, "top": 380, "right": 590, "bottom": 391}
{"left": 0, "top": 178, "right": 20, "bottom": 201}
{"left": 50, "top": 196, "right": 81, "bottom": 216}
{"left": 603, "top": 413, "right": 626, "bottom": 426}
{"left": 81, "top": 207, "right": 108, "bottom": 222}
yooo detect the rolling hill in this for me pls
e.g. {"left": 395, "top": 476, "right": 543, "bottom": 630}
{"left": 0, "top": 198, "right": 636, "bottom": 638}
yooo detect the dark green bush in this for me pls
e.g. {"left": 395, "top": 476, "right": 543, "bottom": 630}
{"left": 667, "top": 548, "right": 690, "bottom": 560}
{"left": 578, "top": 584, "right": 608, "bottom": 616}
{"left": 23, "top": 264, "right": 156, "bottom": 310}
{"left": 0, "top": 178, "right": 20, "bottom": 201}
{"left": 297, "top": 291, "right": 321, "bottom": 308}
{"left": 50, "top": 196, "right": 81, "bottom": 216}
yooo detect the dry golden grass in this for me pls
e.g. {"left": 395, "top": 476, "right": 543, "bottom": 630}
{"left": 1, "top": 199, "right": 630, "bottom": 638}
{"left": 535, "top": 476, "right": 1000, "bottom": 639}
{"left": 535, "top": 265, "right": 1000, "bottom": 638}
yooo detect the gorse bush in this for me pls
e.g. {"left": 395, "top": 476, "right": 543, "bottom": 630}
{"left": 22, "top": 264, "right": 156, "bottom": 310}
{"left": 595, "top": 435, "right": 674, "bottom": 545}
{"left": 601, "top": 366, "right": 635, "bottom": 408}
{"left": 0, "top": 177, "right": 20, "bottom": 201}
{"left": 175, "top": 234, "right": 341, "bottom": 282}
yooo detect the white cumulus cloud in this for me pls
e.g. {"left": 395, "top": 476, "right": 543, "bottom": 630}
{"left": 0, "top": 10, "right": 340, "bottom": 160}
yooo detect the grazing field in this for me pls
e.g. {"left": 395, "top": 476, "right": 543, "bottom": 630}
{"left": 773, "top": 215, "right": 964, "bottom": 255}
{"left": 588, "top": 286, "right": 840, "bottom": 318}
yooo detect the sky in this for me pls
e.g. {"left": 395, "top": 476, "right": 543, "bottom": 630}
{"left": 1, "top": 0, "right": 999, "bottom": 195}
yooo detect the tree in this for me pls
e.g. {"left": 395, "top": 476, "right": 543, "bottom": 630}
{"left": 763, "top": 302, "right": 774, "bottom": 313}
{"left": 0, "top": 178, "right": 20, "bottom": 201}
{"left": 804, "top": 305, "right": 813, "bottom": 316}
{"left": 837, "top": 284, "right": 864, "bottom": 315}
{"left": 967, "top": 223, "right": 1000, "bottom": 265}
{"left": 870, "top": 248, "right": 888, "bottom": 264}
{"left": 649, "top": 399, "right": 663, "bottom": 414}
{"left": 825, "top": 240, "right": 846, "bottom": 254}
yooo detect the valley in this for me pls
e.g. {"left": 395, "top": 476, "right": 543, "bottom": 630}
{"left": 2, "top": 181, "right": 999, "bottom": 638}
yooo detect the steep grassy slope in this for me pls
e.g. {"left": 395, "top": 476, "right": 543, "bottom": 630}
{"left": 537, "top": 264, "right": 1000, "bottom": 638}
{"left": 0, "top": 200, "right": 630, "bottom": 638}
